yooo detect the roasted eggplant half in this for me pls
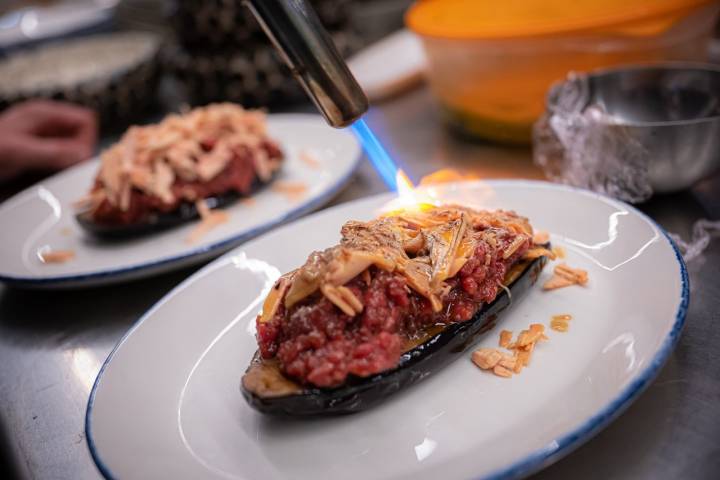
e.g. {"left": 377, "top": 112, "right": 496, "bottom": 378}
{"left": 241, "top": 205, "right": 551, "bottom": 416}
{"left": 75, "top": 173, "right": 276, "bottom": 238}
{"left": 75, "top": 191, "right": 237, "bottom": 238}
{"left": 74, "top": 103, "right": 283, "bottom": 239}
{"left": 242, "top": 254, "right": 546, "bottom": 415}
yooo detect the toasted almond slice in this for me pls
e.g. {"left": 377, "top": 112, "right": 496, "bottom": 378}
{"left": 516, "top": 349, "right": 532, "bottom": 369}
{"left": 272, "top": 181, "right": 308, "bottom": 201}
{"left": 38, "top": 249, "right": 75, "bottom": 264}
{"left": 532, "top": 230, "right": 550, "bottom": 245}
{"left": 555, "top": 263, "right": 588, "bottom": 285}
{"left": 498, "top": 354, "right": 517, "bottom": 370}
{"left": 196, "top": 199, "right": 211, "bottom": 218}
{"left": 552, "top": 314, "right": 573, "bottom": 321}
{"left": 543, "top": 262, "right": 588, "bottom": 290}
{"left": 471, "top": 348, "right": 503, "bottom": 370}
{"left": 492, "top": 365, "right": 513, "bottom": 378}
{"left": 552, "top": 246, "right": 566, "bottom": 259}
{"left": 550, "top": 320, "right": 569, "bottom": 332}
{"left": 320, "top": 284, "right": 356, "bottom": 316}
{"left": 73, "top": 189, "right": 105, "bottom": 210}
{"left": 503, "top": 235, "right": 529, "bottom": 259}
{"left": 499, "top": 330, "right": 513, "bottom": 348}
{"left": 515, "top": 328, "right": 543, "bottom": 348}
{"left": 524, "top": 247, "right": 556, "bottom": 261}
{"left": 542, "top": 275, "right": 575, "bottom": 290}
{"left": 336, "top": 285, "right": 364, "bottom": 313}
{"left": 186, "top": 200, "right": 229, "bottom": 243}
{"left": 299, "top": 149, "right": 320, "bottom": 168}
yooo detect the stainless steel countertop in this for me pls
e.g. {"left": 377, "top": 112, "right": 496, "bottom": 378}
{"left": 1, "top": 87, "right": 719, "bottom": 480}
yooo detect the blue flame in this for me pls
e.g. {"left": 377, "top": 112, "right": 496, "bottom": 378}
{"left": 351, "top": 118, "right": 399, "bottom": 191}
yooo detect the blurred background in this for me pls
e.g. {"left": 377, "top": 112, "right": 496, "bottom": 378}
{"left": 1, "top": 1, "right": 719, "bottom": 220}
{"left": 3, "top": 0, "right": 718, "bottom": 138}
{"left": 0, "top": 0, "right": 413, "bottom": 132}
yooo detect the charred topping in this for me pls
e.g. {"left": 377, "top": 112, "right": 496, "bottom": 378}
{"left": 77, "top": 103, "right": 283, "bottom": 215}
{"left": 260, "top": 206, "right": 535, "bottom": 322}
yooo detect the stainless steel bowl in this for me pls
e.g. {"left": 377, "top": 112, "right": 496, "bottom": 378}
{"left": 546, "top": 63, "right": 720, "bottom": 193}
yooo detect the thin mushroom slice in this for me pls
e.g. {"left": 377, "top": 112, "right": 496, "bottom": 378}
{"left": 428, "top": 213, "right": 469, "bottom": 289}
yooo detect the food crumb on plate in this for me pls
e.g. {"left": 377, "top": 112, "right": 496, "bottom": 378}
{"left": 186, "top": 199, "right": 229, "bottom": 243}
{"left": 299, "top": 149, "right": 320, "bottom": 169}
{"left": 38, "top": 249, "right": 75, "bottom": 264}
{"left": 499, "top": 329, "right": 513, "bottom": 348}
{"left": 552, "top": 245, "right": 566, "bottom": 259}
{"left": 550, "top": 314, "right": 573, "bottom": 332}
{"left": 473, "top": 324, "right": 548, "bottom": 378}
{"left": 418, "top": 168, "right": 478, "bottom": 186}
{"left": 272, "top": 181, "right": 308, "bottom": 201}
{"left": 532, "top": 230, "right": 550, "bottom": 244}
{"left": 543, "top": 263, "right": 588, "bottom": 290}
{"left": 524, "top": 246, "right": 555, "bottom": 260}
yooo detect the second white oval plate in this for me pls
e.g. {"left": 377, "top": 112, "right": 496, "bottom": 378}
{"left": 87, "top": 181, "right": 687, "bottom": 480}
{"left": 0, "top": 114, "right": 361, "bottom": 288}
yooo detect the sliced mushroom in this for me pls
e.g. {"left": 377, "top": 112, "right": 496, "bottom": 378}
{"left": 284, "top": 260, "right": 324, "bottom": 309}
{"left": 399, "top": 258, "right": 442, "bottom": 312}
{"left": 447, "top": 234, "right": 476, "bottom": 278}
{"left": 259, "top": 274, "right": 292, "bottom": 323}
{"left": 503, "top": 235, "right": 529, "bottom": 259}
{"left": 428, "top": 213, "right": 469, "bottom": 289}
{"left": 402, "top": 231, "right": 425, "bottom": 255}
{"left": 277, "top": 206, "right": 532, "bottom": 319}
{"left": 326, "top": 249, "right": 384, "bottom": 287}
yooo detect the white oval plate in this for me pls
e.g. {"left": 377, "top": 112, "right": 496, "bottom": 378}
{"left": 87, "top": 181, "right": 687, "bottom": 480}
{"left": 0, "top": 114, "right": 361, "bottom": 288}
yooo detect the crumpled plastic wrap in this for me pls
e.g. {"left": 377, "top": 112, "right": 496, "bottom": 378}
{"left": 669, "top": 219, "right": 720, "bottom": 262}
{"left": 533, "top": 73, "right": 653, "bottom": 203}
{"left": 534, "top": 73, "right": 719, "bottom": 262}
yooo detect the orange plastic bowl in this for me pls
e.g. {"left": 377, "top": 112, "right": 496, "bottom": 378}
{"left": 407, "top": 0, "right": 720, "bottom": 144}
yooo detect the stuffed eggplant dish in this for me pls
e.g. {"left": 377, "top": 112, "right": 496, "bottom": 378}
{"left": 242, "top": 205, "right": 550, "bottom": 415}
{"left": 75, "top": 103, "right": 283, "bottom": 237}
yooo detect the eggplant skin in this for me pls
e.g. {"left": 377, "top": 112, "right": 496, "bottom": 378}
{"left": 75, "top": 174, "right": 274, "bottom": 239}
{"left": 75, "top": 191, "right": 239, "bottom": 239}
{"left": 241, "top": 254, "right": 548, "bottom": 416}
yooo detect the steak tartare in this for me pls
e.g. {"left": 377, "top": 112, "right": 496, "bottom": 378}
{"left": 78, "top": 103, "right": 283, "bottom": 226}
{"left": 255, "top": 205, "right": 540, "bottom": 388}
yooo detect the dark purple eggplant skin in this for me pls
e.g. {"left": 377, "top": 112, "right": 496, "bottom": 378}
{"left": 75, "top": 191, "right": 239, "bottom": 239}
{"left": 75, "top": 173, "right": 276, "bottom": 239}
{"left": 241, "top": 253, "right": 548, "bottom": 416}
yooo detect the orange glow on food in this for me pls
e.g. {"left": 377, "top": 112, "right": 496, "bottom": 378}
{"left": 380, "top": 168, "right": 490, "bottom": 216}
{"left": 419, "top": 168, "right": 479, "bottom": 186}
{"left": 381, "top": 169, "right": 438, "bottom": 216}
{"left": 396, "top": 169, "right": 415, "bottom": 199}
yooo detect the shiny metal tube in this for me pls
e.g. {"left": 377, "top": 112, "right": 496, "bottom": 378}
{"left": 245, "top": 0, "right": 368, "bottom": 127}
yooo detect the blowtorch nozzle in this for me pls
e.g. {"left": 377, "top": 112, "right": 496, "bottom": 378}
{"left": 245, "top": 0, "right": 369, "bottom": 128}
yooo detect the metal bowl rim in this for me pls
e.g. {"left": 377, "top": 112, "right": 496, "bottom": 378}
{"left": 547, "top": 61, "right": 720, "bottom": 127}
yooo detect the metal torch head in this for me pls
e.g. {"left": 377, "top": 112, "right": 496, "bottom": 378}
{"left": 245, "top": 0, "right": 369, "bottom": 128}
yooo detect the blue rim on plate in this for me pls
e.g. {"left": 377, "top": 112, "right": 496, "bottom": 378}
{"left": 0, "top": 149, "right": 361, "bottom": 288}
{"left": 85, "top": 181, "right": 689, "bottom": 480}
